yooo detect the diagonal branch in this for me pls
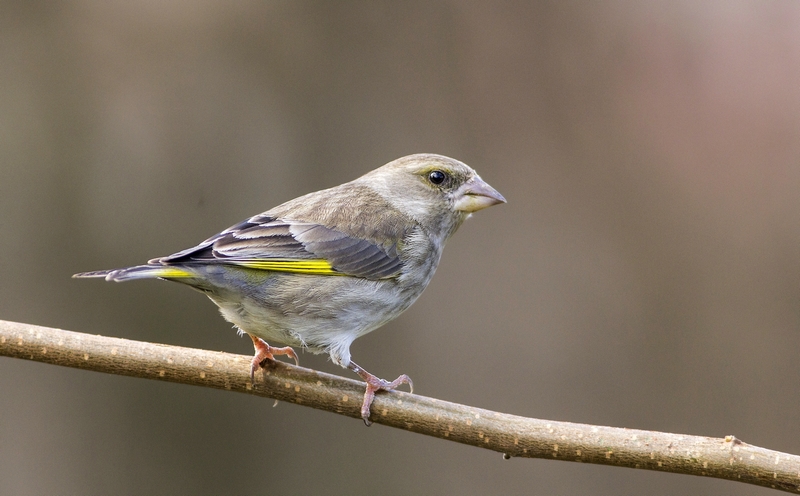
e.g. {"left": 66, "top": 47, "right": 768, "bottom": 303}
{"left": 1, "top": 319, "right": 798, "bottom": 493}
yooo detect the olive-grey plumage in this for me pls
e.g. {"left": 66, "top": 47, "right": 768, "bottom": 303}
{"left": 74, "top": 153, "right": 505, "bottom": 424}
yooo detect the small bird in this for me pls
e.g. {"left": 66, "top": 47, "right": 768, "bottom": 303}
{"left": 74, "top": 153, "right": 505, "bottom": 424}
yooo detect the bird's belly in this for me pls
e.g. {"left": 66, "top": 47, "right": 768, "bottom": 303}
{"left": 204, "top": 271, "right": 422, "bottom": 364}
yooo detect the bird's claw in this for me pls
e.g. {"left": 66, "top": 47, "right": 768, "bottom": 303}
{"left": 360, "top": 374, "right": 413, "bottom": 426}
{"left": 347, "top": 361, "right": 413, "bottom": 426}
{"left": 249, "top": 336, "right": 299, "bottom": 384}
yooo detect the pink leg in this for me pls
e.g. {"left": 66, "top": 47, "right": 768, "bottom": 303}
{"left": 348, "top": 361, "right": 413, "bottom": 426}
{"left": 249, "top": 335, "right": 299, "bottom": 383}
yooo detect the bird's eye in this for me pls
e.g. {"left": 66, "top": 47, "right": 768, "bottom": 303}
{"left": 428, "top": 170, "right": 447, "bottom": 185}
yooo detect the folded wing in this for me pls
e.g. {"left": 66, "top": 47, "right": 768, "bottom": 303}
{"left": 156, "top": 216, "right": 403, "bottom": 280}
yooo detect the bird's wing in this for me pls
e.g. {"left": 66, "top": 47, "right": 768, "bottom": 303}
{"left": 157, "top": 215, "right": 404, "bottom": 280}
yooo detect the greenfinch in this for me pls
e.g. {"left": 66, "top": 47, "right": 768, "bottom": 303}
{"left": 75, "top": 153, "right": 505, "bottom": 424}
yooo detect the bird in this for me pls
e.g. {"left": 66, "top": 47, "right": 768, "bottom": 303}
{"left": 74, "top": 153, "right": 506, "bottom": 424}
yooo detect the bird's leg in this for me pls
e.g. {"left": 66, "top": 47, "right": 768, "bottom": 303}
{"left": 347, "top": 361, "right": 413, "bottom": 426}
{"left": 249, "top": 335, "right": 299, "bottom": 383}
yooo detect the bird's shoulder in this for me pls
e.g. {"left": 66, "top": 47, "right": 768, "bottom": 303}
{"left": 268, "top": 183, "right": 414, "bottom": 245}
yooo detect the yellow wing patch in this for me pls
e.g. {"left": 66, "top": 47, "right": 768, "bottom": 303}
{"left": 157, "top": 268, "right": 195, "bottom": 278}
{"left": 231, "top": 258, "right": 342, "bottom": 275}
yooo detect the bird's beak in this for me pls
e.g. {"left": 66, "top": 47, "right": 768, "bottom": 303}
{"left": 453, "top": 176, "right": 507, "bottom": 213}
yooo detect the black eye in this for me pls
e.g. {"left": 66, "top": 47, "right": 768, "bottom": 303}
{"left": 428, "top": 170, "right": 446, "bottom": 185}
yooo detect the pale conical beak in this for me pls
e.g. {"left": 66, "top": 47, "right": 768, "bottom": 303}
{"left": 453, "top": 177, "right": 507, "bottom": 213}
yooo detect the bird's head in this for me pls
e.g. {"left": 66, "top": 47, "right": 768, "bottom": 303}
{"left": 359, "top": 154, "right": 506, "bottom": 239}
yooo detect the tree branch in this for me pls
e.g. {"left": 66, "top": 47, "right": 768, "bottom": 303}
{"left": 1, "top": 319, "right": 798, "bottom": 493}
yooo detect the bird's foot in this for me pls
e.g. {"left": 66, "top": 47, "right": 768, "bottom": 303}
{"left": 249, "top": 335, "right": 299, "bottom": 383}
{"left": 348, "top": 361, "right": 413, "bottom": 426}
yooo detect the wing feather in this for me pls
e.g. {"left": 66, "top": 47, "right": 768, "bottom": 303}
{"left": 158, "top": 216, "right": 405, "bottom": 280}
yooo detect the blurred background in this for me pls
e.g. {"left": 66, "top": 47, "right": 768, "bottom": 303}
{"left": 1, "top": 1, "right": 799, "bottom": 494}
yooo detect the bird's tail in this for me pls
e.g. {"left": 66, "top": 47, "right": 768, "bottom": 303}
{"left": 73, "top": 265, "right": 194, "bottom": 282}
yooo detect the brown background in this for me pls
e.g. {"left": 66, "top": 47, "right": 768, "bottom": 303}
{"left": 2, "top": 1, "right": 799, "bottom": 494}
